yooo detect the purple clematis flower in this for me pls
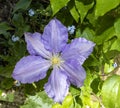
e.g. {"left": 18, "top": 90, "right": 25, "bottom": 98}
{"left": 12, "top": 18, "right": 95, "bottom": 103}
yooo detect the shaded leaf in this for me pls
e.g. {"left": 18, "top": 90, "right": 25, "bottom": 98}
{"left": 13, "top": 0, "right": 32, "bottom": 13}
{"left": 94, "top": 27, "right": 116, "bottom": 45}
{"left": 0, "top": 22, "right": 13, "bottom": 34}
{"left": 0, "top": 66, "right": 14, "bottom": 78}
{"left": 12, "top": 13, "right": 24, "bottom": 27}
{"left": 0, "top": 78, "right": 14, "bottom": 89}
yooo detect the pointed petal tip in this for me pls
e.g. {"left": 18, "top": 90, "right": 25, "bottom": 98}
{"left": 42, "top": 18, "right": 68, "bottom": 53}
{"left": 44, "top": 68, "right": 70, "bottom": 103}
{"left": 12, "top": 56, "right": 51, "bottom": 84}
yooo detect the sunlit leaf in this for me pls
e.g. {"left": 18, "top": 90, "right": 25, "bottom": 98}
{"left": 50, "top": 0, "right": 70, "bottom": 15}
{"left": 52, "top": 103, "right": 62, "bottom": 108}
{"left": 0, "top": 90, "right": 14, "bottom": 102}
{"left": 68, "top": 0, "right": 79, "bottom": 22}
{"left": 20, "top": 91, "right": 53, "bottom": 108}
{"left": 110, "top": 39, "right": 120, "bottom": 51}
{"left": 101, "top": 75, "right": 120, "bottom": 108}
{"left": 114, "top": 18, "right": 120, "bottom": 38}
{"left": 95, "top": 0, "right": 120, "bottom": 17}
{"left": 75, "top": 0, "right": 94, "bottom": 22}
{"left": 62, "top": 94, "right": 73, "bottom": 108}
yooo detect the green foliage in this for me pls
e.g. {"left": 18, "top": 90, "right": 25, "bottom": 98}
{"left": 0, "top": 89, "right": 14, "bottom": 102}
{"left": 95, "top": 0, "right": 120, "bottom": 17}
{"left": 52, "top": 94, "right": 73, "bottom": 108}
{"left": 68, "top": 0, "right": 79, "bottom": 22}
{"left": 12, "top": 13, "right": 30, "bottom": 37}
{"left": 114, "top": 18, "right": 120, "bottom": 38}
{"left": 13, "top": 0, "right": 32, "bottom": 13}
{"left": 20, "top": 91, "right": 53, "bottom": 108}
{"left": 101, "top": 75, "right": 120, "bottom": 108}
{"left": 50, "top": 0, "right": 70, "bottom": 15}
{"left": 75, "top": 0, "right": 94, "bottom": 22}
{"left": 1, "top": 0, "right": 120, "bottom": 107}
{"left": 0, "top": 22, "right": 13, "bottom": 35}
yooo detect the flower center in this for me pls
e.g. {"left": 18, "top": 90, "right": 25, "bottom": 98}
{"left": 51, "top": 56, "right": 61, "bottom": 65}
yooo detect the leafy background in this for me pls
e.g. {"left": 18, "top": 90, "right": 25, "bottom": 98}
{"left": 0, "top": 0, "right": 120, "bottom": 108}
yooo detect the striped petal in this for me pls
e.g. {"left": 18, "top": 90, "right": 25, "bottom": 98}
{"left": 44, "top": 66, "right": 70, "bottom": 103}
{"left": 42, "top": 18, "right": 68, "bottom": 54}
{"left": 61, "top": 60, "right": 86, "bottom": 87}
{"left": 61, "top": 38, "right": 95, "bottom": 65}
{"left": 12, "top": 56, "right": 51, "bottom": 83}
{"left": 25, "top": 32, "right": 52, "bottom": 59}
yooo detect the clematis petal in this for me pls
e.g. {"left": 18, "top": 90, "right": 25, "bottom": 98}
{"left": 61, "top": 38, "right": 95, "bottom": 65}
{"left": 42, "top": 18, "right": 68, "bottom": 53}
{"left": 12, "top": 56, "right": 51, "bottom": 83}
{"left": 25, "top": 32, "right": 41, "bottom": 55}
{"left": 44, "top": 66, "right": 70, "bottom": 103}
{"left": 24, "top": 32, "right": 52, "bottom": 59}
{"left": 60, "top": 60, "right": 86, "bottom": 87}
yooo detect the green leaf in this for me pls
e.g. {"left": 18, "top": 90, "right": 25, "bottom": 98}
{"left": 74, "top": 96, "right": 82, "bottom": 108}
{"left": 62, "top": 95, "right": 73, "bottom": 108}
{"left": 75, "top": 0, "right": 94, "bottom": 22}
{"left": 52, "top": 103, "right": 62, "bottom": 108}
{"left": 101, "top": 75, "right": 120, "bottom": 108}
{"left": 87, "top": 11, "right": 96, "bottom": 27}
{"left": 70, "top": 86, "right": 80, "bottom": 96}
{"left": 104, "top": 60, "right": 114, "bottom": 74}
{"left": 103, "top": 36, "right": 117, "bottom": 53}
{"left": 84, "top": 54, "right": 100, "bottom": 67}
{"left": 105, "top": 50, "right": 120, "bottom": 60}
{"left": 95, "top": 0, "right": 120, "bottom": 17}
{"left": 94, "top": 27, "right": 116, "bottom": 45}
{"left": 114, "top": 18, "right": 120, "bottom": 38}
{"left": 110, "top": 38, "right": 120, "bottom": 51}
{"left": 68, "top": 0, "right": 79, "bottom": 22}
{"left": 0, "top": 22, "right": 13, "bottom": 34}
{"left": 50, "top": 0, "right": 70, "bottom": 15}
{"left": 0, "top": 78, "right": 13, "bottom": 89}
{"left": 0, "top": 90, "right": 14, "bottom": 102}
{"left": 12, "top": 13, "right": 30, "bottom": 37}
{"left": 12, "top": 13, "right": 24, "bottom": 27}
{"left": 79, "top": 28, "right": 95, "bottom": 42}
{"left": 0, "top": 66, "right": 14, "bottom": 78}
{"left": 13, "top": 0, "right": 32, "bottom": 13}
{"left": 20, "top": 91, "right": 53, "bottom": 108}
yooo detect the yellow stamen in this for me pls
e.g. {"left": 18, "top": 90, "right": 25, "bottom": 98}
{"left": 51, "top": 56, "right": 60, "bottom": 65}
